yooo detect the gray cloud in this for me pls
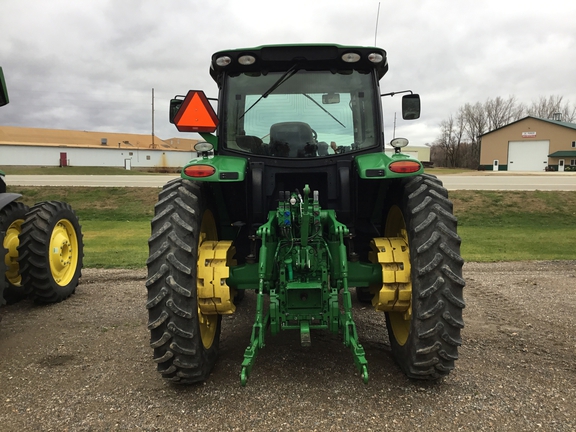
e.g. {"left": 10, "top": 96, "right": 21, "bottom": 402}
{"left": 1, "top": 0, "right": 575, "bottom": 147}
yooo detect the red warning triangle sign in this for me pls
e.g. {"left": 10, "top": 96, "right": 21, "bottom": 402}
{"left": 174, "top": 90, "right": 218, "bottom": 133}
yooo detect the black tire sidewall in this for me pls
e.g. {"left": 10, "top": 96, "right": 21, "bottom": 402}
{"left": 383, "top": 174, "right": 465, "bottom": 379}
{"left": 19, "top": 202, "right": 83, "bottom": 303}
{"left": 146, "top": 179, "right": 221, "bottom": 384}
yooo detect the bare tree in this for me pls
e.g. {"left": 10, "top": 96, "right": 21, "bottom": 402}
{"left": 527, "top": 95, "right": 576, "bottom": 122}
{"left": 434, "top": 112, "right": 466, "bottom": 168}
{"left": 484, "top": 95, "right": 521, "bottom": 130}
{"left": 462, "top": 102, "right": 487, "bottom": 167}
{"left": 431, "top": 95, "right": 575, "bottom": 168}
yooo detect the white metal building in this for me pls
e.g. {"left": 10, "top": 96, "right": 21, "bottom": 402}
{"left": 0, "top": 126, "right": 199, "bottom": 169}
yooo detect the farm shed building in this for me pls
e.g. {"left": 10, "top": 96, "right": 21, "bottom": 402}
{"left": 479, "top": 116, "right": 576, "bottom": 172}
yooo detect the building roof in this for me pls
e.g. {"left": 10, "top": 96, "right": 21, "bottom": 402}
{"left": 479, "top": 116, "right": 576, "bottom": 138}
{"left": 0, "top": 126, "right": 198, "bottom": 151}
{"left": 548, "top": 151, "right": 576, "bottom": 157}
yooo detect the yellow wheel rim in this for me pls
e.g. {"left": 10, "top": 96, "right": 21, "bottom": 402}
{"left": 385, "top": 205, "right": 411, "bottom": 346}
{"left": 49, "top": 219, "right": 79, "bottom": 286}
{"left": 3, "top": 218, "right": 24, "bottom": 285}
{"left": 197, "top": 209, "right": 219, "bottom": 349}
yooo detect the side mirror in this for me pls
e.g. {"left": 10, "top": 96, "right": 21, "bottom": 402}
{"left": 0, "top": 67, "right": 9, "bottom": 107}
{"left": 402, "top": 94, "right": 420, "bottom": 120}
{"left": 169, "top": 97, "right": 185, "bottom": 124}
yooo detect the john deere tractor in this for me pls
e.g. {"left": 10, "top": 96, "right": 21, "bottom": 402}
{"left": 146, "top": 45, "right": 465, "bottom": 386}
{"left": 0, "top": 66, "right": 84, "bottom": 308}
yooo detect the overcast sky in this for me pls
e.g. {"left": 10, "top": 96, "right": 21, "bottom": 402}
{"left": 1, "top": 0, "right": 575, "bottom": 147}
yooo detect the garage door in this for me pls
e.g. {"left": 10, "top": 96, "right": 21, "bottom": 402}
{"left": 508, "top": 140, "right": 549, "bottom": 172}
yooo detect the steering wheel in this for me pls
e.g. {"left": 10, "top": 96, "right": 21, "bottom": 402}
{"left": 311, "top": 128, "right": 318, "bottom": 141}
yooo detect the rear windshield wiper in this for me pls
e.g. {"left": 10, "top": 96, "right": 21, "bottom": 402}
{"left": 240, "top": 64, "right": 299, "bottom": 119}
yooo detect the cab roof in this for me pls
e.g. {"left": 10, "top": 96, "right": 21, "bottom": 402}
{"left": 209, "top": 44, "right": 388, "bottom": 85}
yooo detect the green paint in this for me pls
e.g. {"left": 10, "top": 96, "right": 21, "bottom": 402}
{"left": 181, "top": 155, "right": 247, "bottom": 182}
{"left": 238, "top": 184, "right": 368, "bottom": 385}
{"left": 355, "top": 152, "right": 423, "bottom": 179}
{"left": 199, "top": 132, "right": 218, "bottom": 149}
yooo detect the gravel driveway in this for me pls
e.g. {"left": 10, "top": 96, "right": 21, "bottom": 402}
{"left": 1, "top": 261, "right": 575, "bottom": 431}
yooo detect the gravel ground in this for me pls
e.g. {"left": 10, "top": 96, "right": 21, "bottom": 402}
{"left": 1, "top": 261, "right": 575, "bottom": 431}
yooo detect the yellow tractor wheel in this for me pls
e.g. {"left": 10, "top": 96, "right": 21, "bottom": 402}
{"left": 18, "top": 201, "right": 83, "bottom": 304}
{"left": 0, "top": 201, "right": 29, "bottom": 303}
{"left": 197, "top": 209, "right": 220, "bottom": 349}
{"left": 383, "top": 204, "right": 411, "bottom": 346}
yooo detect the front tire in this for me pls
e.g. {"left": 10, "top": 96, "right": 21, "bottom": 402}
{"left": 18, "top": 201, "right": 84, "bottom": 304}
{"left": 384, "top": 174, "right": 465, "bottom": 379}
{"left": 146, "top": 178, "right": 221, "bottom": 384}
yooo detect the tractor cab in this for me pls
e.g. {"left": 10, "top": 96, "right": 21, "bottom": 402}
{"left": 170, "top": 45, "right": 423, "bottom": 226}
{"left": 172, "top": 45, "right": 419, "bottom": 160}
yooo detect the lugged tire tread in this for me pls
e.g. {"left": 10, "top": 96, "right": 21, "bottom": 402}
{"left": 385, "top": 174, "right": 465, "bottom": 380}
{"left": 146, "top": 179, "right": 220, "bottom": 384}
{"left": 145, "top": 286, "right": 169, "bottom": 309}
{"left": 150, "top": 332, "right": 172, "bottom": 349}
{"left": 148, "top": 310, "right": 169, "bottom": 330}
{"left": 18, "top": 201, "right": 84, "bottom": 304}
{"left": 419, "top": 276, "right": 444, "bottom": 299}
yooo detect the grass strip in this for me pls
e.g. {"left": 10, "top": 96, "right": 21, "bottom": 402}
{"left": 82, "top": 220, "right": 149, "bottom": 269}
{"left": 6, "top": 186, "right": 576, "bottom": 268}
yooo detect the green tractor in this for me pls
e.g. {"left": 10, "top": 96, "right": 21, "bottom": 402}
{"left": 0, "top": 67, "right": 84, "bottom": 307}
{"left": 146, "top": 45, "right": 465, "bottom": 386}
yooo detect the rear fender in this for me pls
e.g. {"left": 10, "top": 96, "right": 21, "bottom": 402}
{"left": 181, "top": 155, "right": 247, "bottom": 182}
{"left": 355, "top": 152, "right": 423, "bottom": 179}
{"left": 0, "top": 193, "right": 23, "bottom": 211}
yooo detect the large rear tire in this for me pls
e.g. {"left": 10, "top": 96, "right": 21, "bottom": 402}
{"left": 146, "top": 178, "right": 221, "bottom": 384}
{"left": 383, "top": 174, "right": 465, "bottom": 379}
{"left": 18, "top": 201, "right": 84, "bottom": 304}
{"left": 1, "top": 201, "right": 30, "bottom": 304}
{"left": 0, "top": 243, "right": 6, "bottom": 307}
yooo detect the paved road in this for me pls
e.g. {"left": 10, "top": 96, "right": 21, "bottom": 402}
{"left": 439, "top": 173, "right": 576, "bottom": 191}
{"left": 6, "top": 173, "right": 576, "bottom": 190}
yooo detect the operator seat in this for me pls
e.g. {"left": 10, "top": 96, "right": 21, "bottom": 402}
{"left": 269, "top": 122, "right": 316, "bottom": 157}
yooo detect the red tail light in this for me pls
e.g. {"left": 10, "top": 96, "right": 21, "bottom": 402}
{"left": 184, "top": 165, "right": 216, "bottom": 178}
{"left": 389, "top": 161, "right": 421, "bottom": 173}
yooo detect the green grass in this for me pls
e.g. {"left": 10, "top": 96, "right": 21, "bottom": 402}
{"left": 451, "top": 190, "right": 576, "bottom": 262}
{"left": 9, "top": 186, "right": 158, "bottom": 221}
{"left": 6, "top": 186, "right": 576, "bottom": 268}
{"left": 82, "top": 220, "right": 150, "bottom": 268}
{"left": 460, "top": 226, "right": 576, "bottom": 262}
{"left": 8, "top": 186, "right": 158, "bottom": 269}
